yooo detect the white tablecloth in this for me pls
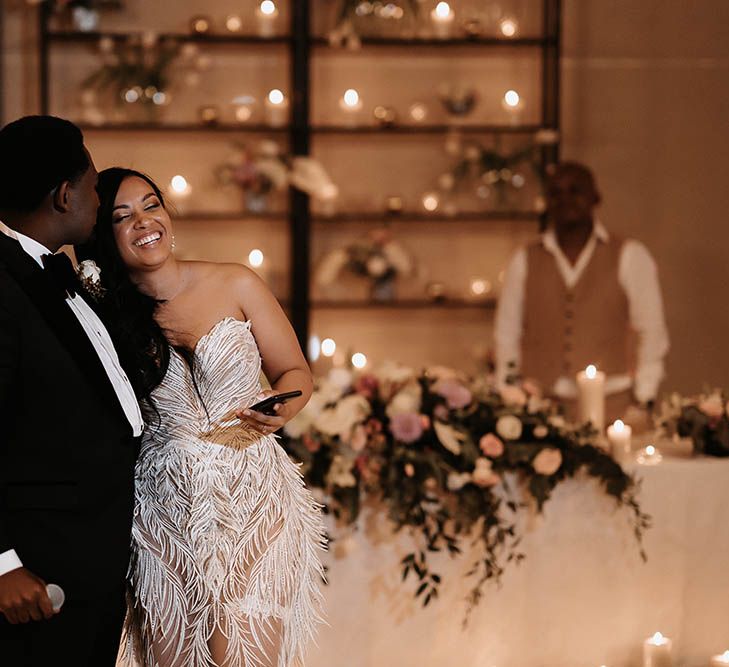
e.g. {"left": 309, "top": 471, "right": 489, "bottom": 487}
{"left": 307, "top": 457, "right": 729, "bottom": 667}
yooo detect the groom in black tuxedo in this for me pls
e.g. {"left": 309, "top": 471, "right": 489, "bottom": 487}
{"left": 0, "top": 116, "right": 144, "bottom": 665}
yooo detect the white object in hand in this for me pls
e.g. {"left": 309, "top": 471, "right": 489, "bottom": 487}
{"left": 643, "top": 631, "right": 672, "bottom": 667}
{"left": 46, "top": 583, "right": 65, "bottom": 612}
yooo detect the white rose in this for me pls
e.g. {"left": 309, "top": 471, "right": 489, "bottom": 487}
{"left": 496, "top": 415, "right": 523, "bottom": 440}
{"left": 376, "top": 361, "right": 415, "bottom": 384}
{"left": 284, "top": 392, "right": 327, "bottom": 438}
{"left": 327, "top": 367, "right": 353, "bottom": 391}
{"left": 366, "top": 255, "right": 389, "bottom": 278}
{"left": 77, "top": 260, "right": 101, "bottom": 283}
{"left": 386, "top": 384, "right": 422, "bottom": 418}
{"left": 314, "top": 394, "right": 371, "bottom": 439}
{"left": 446, "top": 472, "right": 472, "bottom": 491}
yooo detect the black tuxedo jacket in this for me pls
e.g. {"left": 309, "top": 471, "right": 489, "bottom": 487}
{"left": 0, "top": 232, "right": 138, "bottom": 601}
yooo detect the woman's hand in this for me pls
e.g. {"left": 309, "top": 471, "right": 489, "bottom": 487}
{"left": 234, "top": 390, "right": 289, "bottom": 436}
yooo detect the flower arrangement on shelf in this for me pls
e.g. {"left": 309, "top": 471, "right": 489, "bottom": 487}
{"left": 217, "top": 140, "right": 338, "bottom": 213}
{"left": 314, "top": 227, "right": 414, "bottom": 301}
{"left": 657, "top": 390, "right": 729, "bottom": 457}
{"left": 81, "top": 33, "right": 181, "bottom": 121}
{"left": 329, "top": 0, "right": 419, "bottom": 49}
{"left": 280, "top": 364, "right": 650, "bottom": 620}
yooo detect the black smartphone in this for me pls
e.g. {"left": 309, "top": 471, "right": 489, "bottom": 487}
{"left": 248, "top": 390, "right": 303, "bottom": 415}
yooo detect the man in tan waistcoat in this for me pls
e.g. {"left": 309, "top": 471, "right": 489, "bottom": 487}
{"left": 494, "top": 161, "right": 669, "bottom": 425}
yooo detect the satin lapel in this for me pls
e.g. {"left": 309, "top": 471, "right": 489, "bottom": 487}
{"left": 0, "top": 233, "right": 131, "bottom": 432}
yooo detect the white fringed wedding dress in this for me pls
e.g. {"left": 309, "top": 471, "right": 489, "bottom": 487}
{"left": 119, "top": 317, "right": 325, "bottom": 667}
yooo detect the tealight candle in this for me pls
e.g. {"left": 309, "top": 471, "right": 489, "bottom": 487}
{"left": 710, "top": 650, "right": 729, "bottom": 666}
{"left": 256, "top": 1, "right": 279, "bottom": 37}
{"left": 637, "top": 444, "right": 663, "bottom": 466}
{"left": 607, "top": 419, "right": 632, "bottom": 456}
{"left": 169, "top": 175, "right": 191, "bottom": 213}
{"left": 576, "top": 365, "right": 606, "bottom": 431}
{"left": 264, "top": 88, "right": 288, "bottom": 127}
{"left": 502, "top": 89, "right": 524, "bottom": 124}
{"left": 499, "top": 17, "right": 518, "bottom": 37}
{"left": 430, "top": 2, "right": 455, "bottom": 39}
{"left": 643, "top": 632, "right": 673, "bottom": 667}
{"left": 339, "top": 88, "right": 363, "bottom": 117}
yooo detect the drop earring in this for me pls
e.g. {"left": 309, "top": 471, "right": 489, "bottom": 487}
{"left": 171, "top": 235, "right": 176, "bottom": 251}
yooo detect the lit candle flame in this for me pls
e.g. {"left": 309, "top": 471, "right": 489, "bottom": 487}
{"left": 342, "top": 89, "right": 360, "bottom": 108}
{"left": 434, "top": 2, "right": 452, "bottom": 19}
{"left": 585, "top": 364, "right": 597, "bottom": 379}
{"left": 268, "top": 89, "right": 285, "bottom": 105}
{"left": 646, "top": 445, "right": 656, "bottom": 456}
{"left": 321, "top": 338, "right": 336, "bottom": 357}
{"left": 352, "top": 352, "right": 367, "bottom": 369}
{"left": 170, "top": 175, "right": 189, "bottom": 193}
{"left": 649, "top": 631, "right": 668, "bottom": 645}
{"left": 613, "top": 419, "right": 625, "bottom": 433}
{"left": 504, "top": 90, "right": 521, "bottom": 107}
{"left": 260, "top": 1, "right": 276, "bottom": 16}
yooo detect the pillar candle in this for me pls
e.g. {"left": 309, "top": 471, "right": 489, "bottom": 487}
{"left": 643, "top": 632, "right": 673, "bottom": 667}
{"left": 430, "top": 2, "right": 455, "bottom": 39}
{"left": 264, "top": 89, "right": 288, "bottom": 127}
{"left": 576, "top": 364, "right": 606, "bottom": 431}
{"left": 607, "top": 419, "right": 632, "bottom": 455}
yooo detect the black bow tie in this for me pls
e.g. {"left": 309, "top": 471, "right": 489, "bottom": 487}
{"left": 41, "top": 252, "right": 78, "bottom": 297}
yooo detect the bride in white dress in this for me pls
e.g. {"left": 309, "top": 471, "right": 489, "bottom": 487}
{"left": 78, "top": 168, "right": 325, "bottom": 667}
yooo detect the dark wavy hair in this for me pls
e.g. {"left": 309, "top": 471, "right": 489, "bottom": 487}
{"left": 75, "top": 168, "right": 170, "bottom": 401}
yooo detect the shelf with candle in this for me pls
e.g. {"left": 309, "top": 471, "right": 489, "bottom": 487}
{"left": 167, "top": 174, "right": 192, "bottom": 214}
{"left": 310, "top": 298, "right": 497, "bottom": 311}
{"left": 310, "top": 123, "right": 544, "bottom": 135}
{"left": 430, "top": 2, "right": 455, "bottom": 39}
{"left": 312, "top": 210, "right": 541, "bottom": 223}
{"left": 643, "top": 631, "right": 673, "bottom": 667}
{"left": 47, "top": 31, "right": 291, "bottom": 44}
{"left": 502, "top": 89, "right": 525, "bottom": 125}
{"left": 311, "top": 35, "right": 552, "bottom": 48}
{"left": 264, "top": 89, "right": 289, "bottom": 128}
{"left": 338, "top": 88, "right": 363, "bottom": 124}
{"left": 77, "top": 122, "right": 290, "bottom": 133}
{"left": 256, "top": 1, "right": 279, "bottom": 38}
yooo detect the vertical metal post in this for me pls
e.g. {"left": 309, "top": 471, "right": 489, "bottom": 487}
{"left": 288, "top": 0, "right": 311, "bottom": 355}
{"left": 38, "top": 1, "right": 50, "bottom": 114}
{"left": 541, "top": 0, "right": 561, "bottom": 166}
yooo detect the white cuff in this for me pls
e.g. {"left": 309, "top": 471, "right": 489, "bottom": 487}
{"left": 0, "top": 549, "right": 23, "bottom": 576}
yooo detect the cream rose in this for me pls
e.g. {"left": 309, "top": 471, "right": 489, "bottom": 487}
{"left": 496, "top": 415, "right": 523, "bottom": 440}
{"left": 77, "top": 259, "right": 101, "bottom": 283}
{"left": 532, "top": 448, "right": 563, "bottom": 476}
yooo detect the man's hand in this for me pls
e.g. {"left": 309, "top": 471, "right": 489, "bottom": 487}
{"left": 0, "top": 567, "right": 55, "bottom": 624}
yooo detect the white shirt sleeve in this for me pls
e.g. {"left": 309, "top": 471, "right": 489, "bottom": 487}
{"left": 494, "top": 247, "right": 527, "bottom": 387}
{"left": 618, "top": 240, "right": 670, "bottom": 403}
{"left": 0, "top": 549, "right": 23, "bottom": 576}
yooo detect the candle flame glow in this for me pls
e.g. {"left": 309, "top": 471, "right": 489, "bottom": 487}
{"left": 504, "top": 90, "right": 521, "bottom": 107}
{"left": 352, "top": 352, "right": 367, "bottom": 369}
{"left": 434, "top": 2, "right": 452, "bottom": 19}
{"left": 321, "top": 338, "right": 336, "bottom": 357}
{"left": 500, "top": 18, "right": 518, "bottom": 37}
{"left": 648, "top": 631, "right": 668, "bottom": 645}
{"left": 170, "top": 175, "right": 189, "bottom": 193}
{"left": 646, "top": 445, "right": 656, "bottom": 456}
{"left": 248, "top": 249, "right": 264, "bottom": 268}
{"left": 343, "top": 89, "right": 360, "bottom": 107}
{"left": 260, "top": 1, "right": 276, "bottom": 16}
{"left": 268, "top": 89, "right": 284, "bottom": 105}
{"left": 613, "top": 419, "right": 625, "bottom": 433}
{"left": 585, "top": 364, "right": 597, "bottom": 379}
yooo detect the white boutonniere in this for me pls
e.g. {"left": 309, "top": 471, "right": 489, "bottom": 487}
{"left": 75, "top": 259, "right": 106, "bottom": 301}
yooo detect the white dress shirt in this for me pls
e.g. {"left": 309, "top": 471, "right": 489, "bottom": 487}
{"left": 0, "top": 221, "right": 144, "bottom": 576}
{"left": 494, "top": 221, "right": 669, "bottom": 402}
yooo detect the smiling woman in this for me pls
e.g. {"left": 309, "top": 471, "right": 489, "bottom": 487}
{"left": 75, "top": 167, "right": 325, "bottom": 667}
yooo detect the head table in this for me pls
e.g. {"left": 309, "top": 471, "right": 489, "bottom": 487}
{"left": 307, "top": 455, "right": 729, "bottom": 667}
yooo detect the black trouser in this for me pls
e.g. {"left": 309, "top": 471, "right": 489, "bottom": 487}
{"left": 0, "top": 586, "right": 126, "bottom": 666}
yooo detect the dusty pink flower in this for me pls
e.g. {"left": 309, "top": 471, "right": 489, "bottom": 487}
{"left": 420, "top": 414, "right": 431, "bottom": 430}
{"left": 350, "top": 424, "right": 368, "bottom": 452}
{"left": 479, "top": 433, "right": 505, "bottom": 458}
{"left": 532, "top": 448, "right": 563, "bottom": 476}
{"left": 404, "top": 463, "right": 415, "bottom": 477}
{"left": 366, "top": 418, "right": 383, "bottom": 434}
{"left": 434, "top": 404, "right": 449, "bottom": 421}
{"left": 699, "top": 394, "right": 724, "bottom": 419}
{"left": 432, "top": 378, "right": 472, "bottom": 410}
{"left": 354, "top": 374, "right": 379, "bottom": 400}
{"left": 522, "top": 378, "right": 542, "bottom": 397}
{"left": 500, "top": 384, "right": 528, "bottom": 406}
{"left": 303, "top": 434, "right": 320, "bottom": 453}
{"left": 472, "top": 458, "right": 500, "bottom": 487}
{"left": 390, "top": 413, "right": 425, "bottom": 444}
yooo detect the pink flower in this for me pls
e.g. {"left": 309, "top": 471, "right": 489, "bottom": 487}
{"left": 404, "top": 463, "right": 415, "bottom": 477}
{"left": 472, "top": 458, "right": 500, "bottom": 487}
{"left": 366, "top": 418, "right": 383, "bottom": 434}
{"left": 389, "top": 413, "right": 425, "bottom": 444}
{"left": 434, "top": 404, "right": 449, "bottom": 421}
{"left": 479, "top": 433, "right": 505, "bottom": 458}
{"left": 354, "top": 374, "right": 379, "bottom": 400}
{"left": 350, "top": 424, "right": 368, "bottom": 452}
{"left": 420, "top": 414, "right": 431, "bottom": 430}
{"left": 432, "top": 379, "right": 472, "bottom": 410}
{"left": 699, "top": 394, "right": 724, "bottom": 419}
{"left": 532, "top": 448, "right": 562, "bottom": 476}
{"left": 303, "top": 434, "right": 320, "bottom": 453}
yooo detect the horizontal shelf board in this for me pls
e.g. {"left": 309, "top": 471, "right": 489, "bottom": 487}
{"left": 313, "top": 210, "right": 540, "bottom": 223}
{"left": 77, "top": 123, "right": 289, "bottom": 132}
{"left": 46, "top": 31, "right": 290, "bottom": 45}
{"left": 312, "top": 299, "right": 496, "bottom": 310}
{"left": 312, "top": 36, "right": 553, "bottom": 48}
{"left": 173, "top": 211, "right": 287, "bottom": 221}
{"left": 312, "top": 124, "right": 544, "bottom": 135}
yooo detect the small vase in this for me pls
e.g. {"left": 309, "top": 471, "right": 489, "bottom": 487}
{"left": 72, "top": 7, "right": 100, "bottom": 32}
{"left": 370, "top": 278, "right": 396, "bottom": 302}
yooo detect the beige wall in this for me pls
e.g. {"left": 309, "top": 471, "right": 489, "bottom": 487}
{"left": 562, "top": 0, "right": 729, "bottom": 392}
{"left": 2, "top": 0, "right": 728, "bottom": 391}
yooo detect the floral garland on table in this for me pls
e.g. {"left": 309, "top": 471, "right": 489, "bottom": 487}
{"left": 658, "top": 390, "right": 729, "bottom": 457}
{"left": 281, "top": 364, "right": 650, "bottom": 621}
